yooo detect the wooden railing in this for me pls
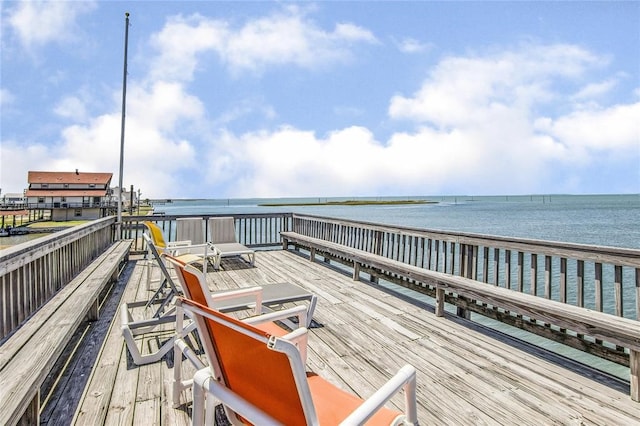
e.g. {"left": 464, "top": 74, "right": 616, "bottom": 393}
{"left": 288, "top": 213, "right": 640, "bottom": 367}
{"left": 3, "top": 211, "right": 637, "bottom": 369}
{"left": 121, "top": 213, "right": 293, "bottom": 254}
{"left": 0, "top": 217, "right": 117, "bottom": 340}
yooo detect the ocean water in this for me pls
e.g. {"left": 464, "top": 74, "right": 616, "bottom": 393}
{"left": 3, "top": 194, "right": 638, "bottom": 250}
{"left": 156, "top": 194, "right": 640, "bottom": 249}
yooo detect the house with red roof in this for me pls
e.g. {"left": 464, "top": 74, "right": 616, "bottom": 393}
{"left": 25, "top": 170, "right": 115, "bottom": 220}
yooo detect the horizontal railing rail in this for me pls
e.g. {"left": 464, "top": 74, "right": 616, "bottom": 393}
{"left": 0, "top": 217, "right": 117, "bottom": 341}
{"left": 23, "top": 202, "right": 118, "bottom": 209}
{"left": 287, "top": 213, "right": 640, "bottom": 368}
{"left": 121, "top": 213, "right": 293, "bottom": 254}
{"left": 290, "top": 213, "right": 640, "bottom": 318}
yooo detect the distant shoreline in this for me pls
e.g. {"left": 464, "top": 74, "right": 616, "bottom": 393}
{"left": 258, "top": 200, "right": 436, "bottom": 207}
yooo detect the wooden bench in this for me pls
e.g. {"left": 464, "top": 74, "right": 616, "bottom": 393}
{"left": 281, "top": 231, "right": 640, "bottom": 401}
{"left": 0, "top": 239, "right": 131, "bottom": 426}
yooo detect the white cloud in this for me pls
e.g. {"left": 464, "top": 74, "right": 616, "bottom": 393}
{"left": 396, "top": 37, "right": 432, "bottom": 54}
{"left": 376, "top": 43, "right": 637, "bottom": 194}
{"left": 572, "top": 79, "right": 617, "bottom": 100}
{"left": 223, "top": 11, "right": 376, "bottom": 72}
{"left": 0, "top": 89, "right": 15, "bottom": 106}
{"left": 26, "top": 40, "right": 632, "bottom": 198}
{"left": 149, "top": 14, "right": 226, "bottom": 82}
{"left": 204, "top": 126, "right": 388, "bottom": 197}
{"left": 0, "top": 140, "right": 52, "bottom": 193}
{"left": 536, "top": 103, "right": 640, "bottom": 154}
{"left": 127, "top": 81, "right": 205, "bottom": 132}
{"left": 54, "top": 96, "right": 88, "bottom": 121}
{"left": 388, "top": 43, "right": 602, "bottom": 128}
{"left": 0, "top": 78, "right": 203, "bottom": 197}
{"left": 6, "top": 0, "right": 96, "bottom": 48}
{"left": 149, "top": 6, "right": 377, "bottom": 79}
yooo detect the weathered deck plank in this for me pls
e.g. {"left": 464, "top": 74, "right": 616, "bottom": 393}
{"left": 72, "top": 258, "right": 143, "bottom": 425}
{"left": 72, "top": 250, "right": 640, "bottom": 425}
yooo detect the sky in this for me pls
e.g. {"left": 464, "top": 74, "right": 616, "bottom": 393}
{"left": 1, "top": 1, "right": 639, "bottom": 199}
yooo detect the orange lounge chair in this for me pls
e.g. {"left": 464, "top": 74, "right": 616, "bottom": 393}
{"left": 165, "top": 255, "right": 310, "bottom": 409}
{"left": 178, "top": 297, "right": 419, "bottom": 425}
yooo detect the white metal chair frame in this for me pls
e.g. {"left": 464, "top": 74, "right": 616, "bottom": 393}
{"left": 178, "top": 298, "right": 419, "bottom": 426}
{"left": 167, "top": 258, "right": 309, "bottom": 409}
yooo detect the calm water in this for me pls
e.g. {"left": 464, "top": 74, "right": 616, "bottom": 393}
{"left": 3, "top": 193, "right": 638, "bottom": 249}
{"left": 157, "top": 194, "right": 640, "bottom": 249}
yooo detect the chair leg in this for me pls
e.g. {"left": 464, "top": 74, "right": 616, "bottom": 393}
{"left": 173, "top": 339, "right": 185, "bottom": 408}
{"left": 192, "top": 369, "right": 211, "bottom": 426}
{"left": 173, "top": 327, "right": 204, "bottom": 407}
{"left": 146, "top": 258, "right": 153, "bottom": 290}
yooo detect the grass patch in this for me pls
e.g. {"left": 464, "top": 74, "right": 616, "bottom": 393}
{"left": 27, "top": 220, "right": 89, "bottom": 228}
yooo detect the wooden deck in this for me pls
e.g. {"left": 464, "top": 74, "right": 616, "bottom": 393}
{"left": 66, "top": 249, "right": 639, "bottom": 425}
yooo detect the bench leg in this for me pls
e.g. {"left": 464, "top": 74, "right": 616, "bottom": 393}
{"left": 631, "top": 349, "right": 639, "bottom": 401}
{"left": 435, "top": 287, "right": 445, "bottom": 317}
{"left": 353, "top": 262, "right": 360, "bottom": 281}
{"left": 309, "top": 247, "right": 316, "bottom": 262}
{"left": 457, "top": 306, "right": 470, "bottom": 320}
{"left": 19, "top": 389, "right": 40, "bottom": 426}
{"left": 88, "top": 298, "right": 99, "bottom": 321}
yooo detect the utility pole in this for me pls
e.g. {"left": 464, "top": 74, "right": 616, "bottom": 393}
{"left": 130, "top": 184, "right": 134, "bottom": 215}
{"left": 116, "top": 12, "right": 130, "bottom": 239}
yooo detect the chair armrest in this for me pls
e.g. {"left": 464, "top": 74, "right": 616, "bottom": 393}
{"left": 243, "top": 304, "right": 307, "bottom": 328}
{"left": 245, "top": 308, "right": 309, "bottom": 362}
{"left": 339, "top": 364, "right": 418, "bottom": 426}
{"left": 209, "top": 287, "right": 263, "bottom": 315}
{"left": 167, "top": 240, "right": 192, "bottom": 248}
{"left": 168, "top": 242, "right": 220, "bottom": 261}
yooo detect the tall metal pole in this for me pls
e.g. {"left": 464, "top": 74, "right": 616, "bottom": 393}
{"left": 116, "top": 12, "right": 130, "bottom": 240}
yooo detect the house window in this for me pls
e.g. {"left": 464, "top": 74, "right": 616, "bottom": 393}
{"left": 74, "top": 208, "right": 82, "bottom": 217}
{"left": 38, "top": 197, "right": 44, "bottom": 203}
{"left": 41, "top": 184, "right": 48, "bottom": 188}
{"left": 89, "top": 184, "right": 96, "bottom": 188}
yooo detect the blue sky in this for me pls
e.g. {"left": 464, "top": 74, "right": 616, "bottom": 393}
{"left": 1, "top": 1, "right": 639, "bottom": 199}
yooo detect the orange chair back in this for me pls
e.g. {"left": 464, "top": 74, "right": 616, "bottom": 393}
{"left": 181, "top": 298, "right": 308, "bottom": 425}
{"left": 165, "top": 255, "right": 210, "bottom": 307}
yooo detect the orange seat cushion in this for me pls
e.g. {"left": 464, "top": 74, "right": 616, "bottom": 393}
{"left": 254, "top": 321, "right": 290, "bottom": 337}
{"left": 308, "top": 373, "right": 402, "bottom": 425}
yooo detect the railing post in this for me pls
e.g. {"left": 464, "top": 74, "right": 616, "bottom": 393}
{"left": 631, "top": 349, "right": 639, "bottom": 401}
{"left": 435, "top": 287, "right": 445, "bottom": 317}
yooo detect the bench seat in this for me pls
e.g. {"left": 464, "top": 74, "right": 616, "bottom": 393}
{"left": 0, "top": 240, "right": 131, "bottom": 426}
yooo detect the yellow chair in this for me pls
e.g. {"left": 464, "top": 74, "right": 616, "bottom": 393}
{"left": 143, "top": 221, "right": 219, "bottom": 284}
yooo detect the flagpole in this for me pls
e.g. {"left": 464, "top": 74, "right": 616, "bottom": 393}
{"left": 116, "top": 12, "right": 130, "bottom": 240}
